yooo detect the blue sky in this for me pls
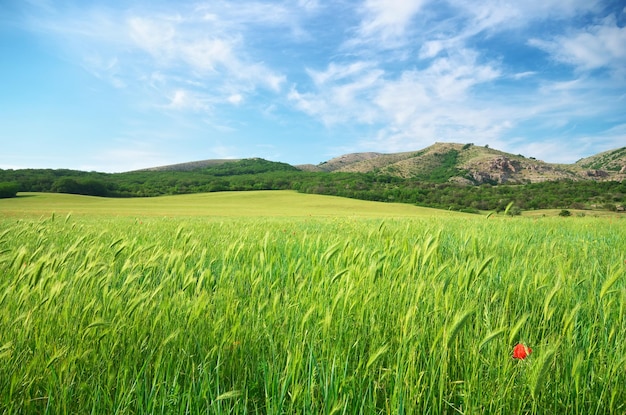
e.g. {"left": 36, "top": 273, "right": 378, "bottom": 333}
{"left": 1, "top": 0, "right": 625, "bottom": 172}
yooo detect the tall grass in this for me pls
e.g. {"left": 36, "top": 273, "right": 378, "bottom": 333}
{"left": 0, "top": 214, "right": 624, "bottom": 413}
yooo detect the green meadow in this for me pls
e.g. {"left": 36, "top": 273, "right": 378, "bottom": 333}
{"left": 0, "top": 191, "right": 460, "bottom": 218}
{"left": 0, "top": 192, "right": 624, "bottom": 414}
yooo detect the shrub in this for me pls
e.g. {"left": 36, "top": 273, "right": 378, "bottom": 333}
{"left": 559, "top": 209, "right": 571, "bottom": 217}
{"left": 0, "top": 182, "right": 19, "bottom": 198}
{"left": 603, "top": 203, "right": 617, "bottom": 212}
{"left": 506, "top": 206, "right": 522, "bottom": 216}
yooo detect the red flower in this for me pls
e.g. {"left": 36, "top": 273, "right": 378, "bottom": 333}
{"left": 512, "top": 343, "right": 532, "bottom": 359}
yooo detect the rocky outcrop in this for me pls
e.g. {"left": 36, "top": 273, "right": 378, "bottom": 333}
{"left": 467, "top": 171, "right": 499, "bottom": 184}
{"left": 585, "top": 169, "right": 609, "bottom": 178}
{"left": 528, "top": 163, "right": 553, "bottom": 172}
{"left": 490, "top": 156, "right": 520, "bottom": 173}
{"left": 466, "top": 156, "right": 524, "bottom": 184}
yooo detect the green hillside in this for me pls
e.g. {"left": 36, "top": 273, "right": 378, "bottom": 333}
{"left": 575, "top": 147, "right": 626, "bottom": 171}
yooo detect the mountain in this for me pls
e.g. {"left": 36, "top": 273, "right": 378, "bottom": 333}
{"left": 297, "top": 143, "right": 626, "bottom": 184}
{"left": 131, "top": 143, "right": 625, "bottom": 185}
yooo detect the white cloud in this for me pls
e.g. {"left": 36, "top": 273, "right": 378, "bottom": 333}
{"left": 228, "top": 94, "right": 244, "bottom": 105}
{"left": 289, "top": 62, "right": 384, "bottom": 124}
{"left": 416, "top": 0, "right": 603, "bottom": 60}
{"left": 511, "top": 71, "right": 537, "bottom": 80}
{"left": 22, "top": 3, "right": 287, "bottom": 115}
{"left": 448, "top": 0, "right": 601, "bottom": 34}
{"left": 350, "top": 0, "right": 427, "bottom": 48}
{"left": 307, "top": 61, "right": 375, "bottom": 86}
{"left": 193, "top": 1, "right": 313, "bottom": 39}
{"left": 529, "top": 16, "right": 626, "bottom": 74}
{"left": 126, "top": 13, "right": 286, "bottom": 94}
{"left": 368, "top": 81, "right": 513, "bottom": 153}
{"left": 81, "top": 54, "right": 126, "bottom": 88}
{"left": 504, "top": 129, "right": 626, "bottom": 164}
{"left": 288, "top": 88, "right": 337, "bottom": 124}
{"left": 291, "top": 48, "right": 501, "bottom": 138}
{"left": 128, "top": 17, "right": 177, "bottom": 59}
{"left": 419, "top": 40, "right": 446, "bottom": 59}
{"left": 423, "top": 50, "right": 500, "bottom": 100}
{"left": 359, "top": 0, "right": 426, "bottom": 35}
{"left": 374, "top": 73, "right": 429, "bottom": 126}
{"left": 166, "top": 89, "right": 209, "bottom": 111}
{"left": 298, "top": 0, "right": 320, "bottom": 13}
{"left": 179, "top": 37, "right": 238, "bottom": 73}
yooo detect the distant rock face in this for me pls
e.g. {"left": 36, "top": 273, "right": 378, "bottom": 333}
{"left": 620, "top": 166, "right": 626, "bottom": 174}
{"left": 490, "top": 156, "right": 520, "bottom": 173}
{"left": 528, "top": 163, "right": 553, "bottom": 172}
{"left": 465, "top": 156, "right": 524, "bottom": 184}
{"left": 585, "top": 169, "right": 609, "bottom": 178}
{"left": 468, "top": 171, "right": 500, "bottom": 184}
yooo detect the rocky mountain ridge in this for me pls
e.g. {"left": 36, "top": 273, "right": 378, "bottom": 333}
{"left": 297, "top": 143, "right": 626, "bottom": 184}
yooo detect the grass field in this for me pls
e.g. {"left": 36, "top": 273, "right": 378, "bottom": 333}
{"left": 0, "top": 192, "right": 625, "bottom": 414}
{"left": 0, "top": 191, "right": 462, "bottom": 218}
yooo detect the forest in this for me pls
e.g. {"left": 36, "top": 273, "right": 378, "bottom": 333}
{"left": 1, "top": 158, "right": 624, "bottom": 212}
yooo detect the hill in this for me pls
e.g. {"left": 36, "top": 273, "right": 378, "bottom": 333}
{"left": 135, "top": 159, "right": 242, "bottom": 172}
{"left": 297, "top": 143, "right": 626, "bottom": 184}
{"left": 575, "top": 147, "right": 626, "bottom": 172}
{"left": 135, "top": 157, "right": 298, "bottom": 174}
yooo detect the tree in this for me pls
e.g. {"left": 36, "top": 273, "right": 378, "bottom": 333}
{"left": 51, "top": 178, "right": 108, "bottom": 196}
{"left": 52, "top": 178, "right": 80, "bottom": 194}
{"left": 80, "top": 180, "right": 109, "bottom": 197}
{"left": 0, "top": 182, "right": 19, "bottom": 198}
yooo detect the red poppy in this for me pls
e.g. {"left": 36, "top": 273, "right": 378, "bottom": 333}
{"left": 512, "top": 343, "right": 532, "bottom": 359}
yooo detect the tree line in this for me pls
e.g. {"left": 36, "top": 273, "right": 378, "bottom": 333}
{"left": 1, "top": 158, "right": 624, "bottom": 212}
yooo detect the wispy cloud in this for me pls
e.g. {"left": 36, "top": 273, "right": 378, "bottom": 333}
{"left": 505, "top": 128, "right": 626, "bottom": 164}
{"left": 529, "top": 15, "right": 626, "bottom": 75}
{"left": 417, "top": 0, "right": 602, "bottom": 61}
{"left": 290, "top": 47, "right": 502, "bottom": 151}
{"left": 21, "top": 1, "right": 288, "bottom": 114}
{"left": 165, "top": 89, "right": 210, "bottom": 111}
{"left": 511, "top": 71, "right": 537, "bottom": 80}
{"left": 126, "top": 12, "right": 287, "bottom": 97}
{"left": 447, "top": 0, "right": 601, "bottom": 34}
{"left": 5, "top": 0, "right": 625, "bottom": 170}
{"left": 353, "top": 0, "right": 427, "bottom": 47}
{"left": 288, "top": 61, "right": 384, "bottom": 125}
{"left": 81, "top": 55, "right": 126, "bottom": 88}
